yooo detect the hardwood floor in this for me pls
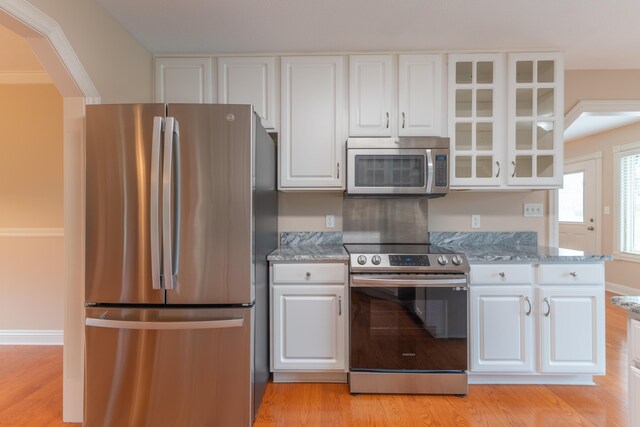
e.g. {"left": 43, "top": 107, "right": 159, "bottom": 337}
{"left": 0, "top": 292, "right": 629, "bottom": 426}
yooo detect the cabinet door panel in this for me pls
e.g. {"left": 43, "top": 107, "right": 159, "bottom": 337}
{"left": 272, "top": 285, "right": 345, "bottom": 370}
{"left": 398, "top": 54, "right": 443, "bottom": 136}
{"left": 630, "top": 366, "right": 640, "bottom": 427}
{"left": 154, "top": 57, "right": 213, "bottom": 103}
{"left": 470, "top": 286, "right": 533, "bottom": 372}
{"left": 218, "top": 57, "right": 278, "bottom": 130}
{"left": 349, "top": 55, "right": 394, "bottom": 137}
{"left": 280, "top": 56, "right": 345, "bottom": 188}
{"left": 539, "top": 286, "right": 605, "bottom": 373}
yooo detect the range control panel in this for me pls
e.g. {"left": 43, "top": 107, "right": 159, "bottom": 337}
{"left": 349, "top": 253, "right": 469, "bottom": 273}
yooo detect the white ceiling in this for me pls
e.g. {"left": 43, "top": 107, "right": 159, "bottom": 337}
{"left": 97, "top": 0, "right": 640, "bottom": 69}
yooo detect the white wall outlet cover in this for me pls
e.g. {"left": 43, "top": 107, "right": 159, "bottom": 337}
{"left": 325, "top": 214, "right": 335, "bottom": 228}
{"left": 471, "top": 214, "right": 481, "bottom": 229}
{"left": 523, "top": 203, "right": 544, "bottom": 217}
{"left": 604, "top": 206, "right": 610, "bottom": 215}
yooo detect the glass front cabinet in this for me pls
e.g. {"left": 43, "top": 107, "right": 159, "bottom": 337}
{"left": 449, "top": 52, "right": 563, "bottom": 189}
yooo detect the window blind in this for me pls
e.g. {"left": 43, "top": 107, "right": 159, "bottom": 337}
{"left": 619, "top": 151, "right": 640, "bottom": 254}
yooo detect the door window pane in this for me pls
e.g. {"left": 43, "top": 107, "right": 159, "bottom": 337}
{"left": 516, "top": 89, "right": 533, "bottom": 116}
{"left": 619, "top": 152, "right": 640, "bottom": 254}
{"left": 476, "top": 156, "right": 493, "bottom": 178}
{"left": 559, "top": 172, "right": 584, "bottom": 222}
{"left": 537, "top": 122, "right": 554, "bottom": 150}
{"left": 456, "top": 62, "right": 472, "bottom": 84}
{"left": 455, "top": 156, "right": 472, "bottom": 178}
{"left": 477, "top": 62, "right": 493, "bottom": 84}
{"left": 516, "top": 122, "right": 533, "bottom": 150}
{"left": 476, "top": 123, "right": 493, "bottom": 151}
{"left": 516, "top": 61, "right": 533, "bottom": 83}
{"left": 455, "top": 123, "right": 472, "bottom": 151}
{"left": 477, "top": 89, "right": 493, "bottom": 117}
{"left": 537, "top": 88, "right": 554, "bottom": 117}
{"left": 538, "top": 61, "right": 554, "bottom": 83}
{"left": 456, "top": 89, "right": 472, "bottom": 117}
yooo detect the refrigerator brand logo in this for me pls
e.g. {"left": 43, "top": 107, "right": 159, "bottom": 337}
{"left": 226, "top": 113, "right": 235, "bottom": 121}
{"left": 402, "top": 353, "right": 416, "bottom": 357}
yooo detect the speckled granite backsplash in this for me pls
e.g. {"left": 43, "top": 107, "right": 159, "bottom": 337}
{"left": 429, "top": 232, "right": 538, "bottom": 247}
{"left": 280, "top": 231, "right": 343, "bottom": 246}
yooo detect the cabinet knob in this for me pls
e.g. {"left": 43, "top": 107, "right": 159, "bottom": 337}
{"left": 306, "top": 272, "right": 311, "bottom": 278}
{"left": 499, "top": 272, "right": 505, "bottom": 278}
{"left": 569, "top": 271, "right": 577, "bottom": 277}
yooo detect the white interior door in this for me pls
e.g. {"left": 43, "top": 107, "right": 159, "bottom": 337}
{"left": 558, "top": 158, "right": 598, "bottom": 252}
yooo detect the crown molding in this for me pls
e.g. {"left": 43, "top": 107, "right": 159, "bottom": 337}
{"left": 565, "top": 100, "right": 640, "bottom": 130}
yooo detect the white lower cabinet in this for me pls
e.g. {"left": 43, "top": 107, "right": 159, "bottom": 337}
{"left": 469, "top": 262, "right": 605, "bottom": 383}
{"left": 470, "top": 286, "right": 534, "bottom": 372}
{"left": 629, "top": 365, "right": 640, "bottom": 427}
{"left": 270, "top": 262, "right": 348, "bottom": 382}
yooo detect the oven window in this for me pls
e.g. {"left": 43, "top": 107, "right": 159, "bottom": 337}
{"left": 354, "top": 155, "right": 426, "bottom": 187}
{"left": 350, "top": 286, "right": 467, "bottom": 371}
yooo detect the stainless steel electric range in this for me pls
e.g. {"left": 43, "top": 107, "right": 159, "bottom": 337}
{"left": 345, "top": 243, "right": 470, "bottom": 395}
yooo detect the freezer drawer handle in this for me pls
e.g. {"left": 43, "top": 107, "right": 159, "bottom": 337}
{"left": 85, "top": 317, "right": 244, "bottom": 330}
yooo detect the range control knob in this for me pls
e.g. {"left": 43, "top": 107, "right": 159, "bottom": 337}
{"left": 437, "top": 255, "right": 449, "bottom": 266}
{"left": 451, "top": 255, "right": 464, "bottom": 266}
{"left": 371, "top": 255, "right": 382, "bottom": 265}
{"left": 357, "top": 255, "right": 367, "bottom": 265}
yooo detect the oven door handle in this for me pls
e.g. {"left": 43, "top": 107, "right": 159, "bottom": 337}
{"left": 350, "top": 276, "right": 467, "bottom": 288}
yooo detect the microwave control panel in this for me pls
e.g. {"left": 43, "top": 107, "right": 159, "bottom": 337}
{"left": 434, "top": 154, "right": 448, "bottom": 187}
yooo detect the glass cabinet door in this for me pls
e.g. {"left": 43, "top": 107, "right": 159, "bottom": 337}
{"left": 449, "top": 54, "right": 504, "bottom": 187}
{"left": 508, "top": 53, "right": 563, "bottom": 186}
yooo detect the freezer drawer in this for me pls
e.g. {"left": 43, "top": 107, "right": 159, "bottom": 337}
{"left": 84, "top": 307, "right": 253, "bottom": 427}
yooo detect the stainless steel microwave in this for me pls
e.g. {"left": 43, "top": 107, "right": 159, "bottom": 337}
{"left": 346, "top": 137, "right": 450, "bottom": 196}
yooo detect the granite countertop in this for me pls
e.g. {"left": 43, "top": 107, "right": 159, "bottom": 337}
{"left": 611, "top": 296, "right": 640, "bottom": 314}
{"left": 267, "top": 231, "right": 612, "bottom": 263}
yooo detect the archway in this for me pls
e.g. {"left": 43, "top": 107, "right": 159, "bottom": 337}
{"left": 0, "top": 2, "right": 99, "bottom": 422}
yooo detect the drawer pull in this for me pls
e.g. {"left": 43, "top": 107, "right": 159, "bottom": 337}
{"left": 543, "top": 297, "right": 551, "bottom": 317}
{"left": 305, "top": 272, "right": 311, "bottom": 278}
{"left": 338, "top": 296, "right": 342, "bottom": 316}
{"left": 499, "top": 272, "right": 505, "bottom": 278}
{"left": 524, "top": 296, "right": 532, "bottom": 316}
{"left": 569, "top": 271, "right": 577, "bottom": 277}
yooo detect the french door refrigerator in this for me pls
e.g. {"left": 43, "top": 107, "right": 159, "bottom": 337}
{"left": 84, "top": 104, "right": 277, "bottom": 427}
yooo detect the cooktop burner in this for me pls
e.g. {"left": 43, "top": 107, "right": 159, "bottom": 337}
{"left": 344, "top": 243, "right": 469, "bottom": 274}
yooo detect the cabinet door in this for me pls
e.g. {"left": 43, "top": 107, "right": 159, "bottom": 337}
{"left": 539, "top": 286, "right": 605, "bottom": 373}
{"left": 449, "top": 54, "right": 505, "bottom": 188}
{"left": 154, "top": 57, "right": 213, "bottom": 103}
{"left": 280, "top": 56, "right": 345, "bottom": 189}
{"left": 218, "top": 57, "right": 278, "bottom": 130}
{"left": 630, "top": 366, "right": 640, "bottom": 427}
{"left": 398, "top": 54, "right": 443, "bottom": 137}
{"left": 507, "top": 52, "right": 563, "bottom": 187}
{"left": 349, "top": 55, "right": 394, "bottom": 137}
{"left": 470, "top": 286, "right": 534, "bottom": 372}
{"left": 272, "top": 285, "right": 346, "bottom": 370}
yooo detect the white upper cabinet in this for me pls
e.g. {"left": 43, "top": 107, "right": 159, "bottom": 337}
{"left": 348, "top": 54, "right": 444, "bottom": 137}
{"left": 507, "top": 52, "right": 564, "bottom": 187}
{"left": 349, "top": 55, "right": 395, "bottom": 136}
{"left": 398, "top": 54, "right": 444, "bottom": 137}
{"left": 280, "top": 56, "right": 346, "bottom": 189}
{"left": 217, "top": 57, "right": 278, "bottom": 130}
{"left": 154, "top": 57, "right": 214, "bottom": 103}
{"left": 449, "top": 53, "right": 505, "bottom": 187}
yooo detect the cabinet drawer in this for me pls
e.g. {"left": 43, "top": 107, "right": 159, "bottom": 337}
{"left": 632, "top": 319, "right": 640, "bottom": 363}
{"left": 272, "top": 263, "right": 345, "bottom": 284}
{"left": 538, "top": 264, "right": 603, "bottom": 285}
{"left": 470, "top": 264, "right": 532, "bottom": 284}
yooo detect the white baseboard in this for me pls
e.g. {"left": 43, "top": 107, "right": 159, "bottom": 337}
{"left": 0, "top": 329, "right": 63, "bottom": 345}
{"left": 606, "top": 281, "right": 640, "bottom": 296}
{"left": 469, "top": 374, "right": 596, "bottom": 385}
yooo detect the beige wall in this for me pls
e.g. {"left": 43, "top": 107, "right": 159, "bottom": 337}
{"left": 565, "top": 70, "right": 640, "bottom": 114}
{"left": 27, "top": 0, "right": 153, "bottom": 103}
{"left": 565, "top": 121, "right": 640, "bottom": 291}
{"left": 0, "top": 84, "right": 63, "bottom": 227}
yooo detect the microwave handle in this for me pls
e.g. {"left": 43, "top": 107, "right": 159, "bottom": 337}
{"left": 426, "top": 149, "right": 433, "bottom": 192}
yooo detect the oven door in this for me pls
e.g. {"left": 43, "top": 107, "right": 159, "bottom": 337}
{"left": 350, "top": 274, "right": 468, "bottom": 372}
{"left": 346, "top": 148, "right": 433, "bottom": 195}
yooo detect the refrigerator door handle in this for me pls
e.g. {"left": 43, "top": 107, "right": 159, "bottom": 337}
{"left": 150, "top": 116, "right": 164, "bottom": 290}
{"left": 162, "top": 117, "right": 181, "bottom": 290}
{"left": 86, "top": 317, "right": 244, "bottom": 330}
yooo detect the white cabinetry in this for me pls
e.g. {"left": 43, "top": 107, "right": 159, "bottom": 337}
{"left": 217, "top": 57, "right": 278, "bottom": 130}
{"left": 449, "top": 52, "right": 563, "bottom": 189}
{"left": 470, "top": 264, "right": 534, "bottom": 372}
{"left": 348, "top": 54, "right": 443, "bottom": 137}
{"left": 154, "top": 57, "right": 213, "bottom": 103}
{"left": 507, "top": 52, "right": 564, "bottom": 187}
{"left": 270, "top": 262, "right": 348, "bottom": 382}
{"left": 280, "top": 56, "right": 346, "bottom": 189}
{"left": 469, "top": 262, "right": 605, "bottom": 383}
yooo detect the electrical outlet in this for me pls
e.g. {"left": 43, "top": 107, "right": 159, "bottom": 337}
{"left": 325, "top": 214, "right": 335, "bottom": 228}
{"left": 523, "top": 203, "right": 544, "bottom": 217}
{"left": 471, "top": 214, "right": 481, "bottom": 229}
{"left": 604, "top": 206, "right": 610, "bottom": 215}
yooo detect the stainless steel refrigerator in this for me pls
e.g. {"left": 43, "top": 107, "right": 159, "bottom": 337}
{"left": 84, "top": 104, "right": 277, "bottom": 426}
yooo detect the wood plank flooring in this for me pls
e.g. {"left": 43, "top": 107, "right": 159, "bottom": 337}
{"left": 0, "top": 292, "right": 630, "bottom": 426}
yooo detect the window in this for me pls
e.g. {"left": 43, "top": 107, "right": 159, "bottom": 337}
{"left": 615, "top": 143, "right": 640, "bottom": 258}
{"left": 558, "top": 171, "right": 584, "bottom": 223}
